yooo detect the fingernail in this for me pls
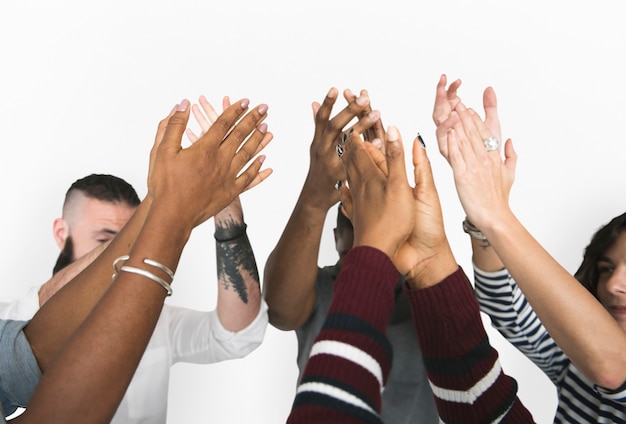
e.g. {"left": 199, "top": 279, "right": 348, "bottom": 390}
{"left": 417, "top": 132, "right": 426, "bottom": 149}
{"left": 334, "top": 180, "right": 342, "bottom": 190}
{"left": 371, "top": 138, "right": 382, "bottom": 148}
{"left": 240, "top": 98, "right": 250, "bottom": 108}
{"left": 327, "top": 87, "right": 337, "bottom": 99}
{"left": 387, "top": 125, "right": 399, "bottom": 142}
{"left": 348, "top": 128, "right": 354, "bottom": 136}
{"left": 258, "top": 155, "right": 266, "bottom": 164}
{"left": 341, "top": 133, "right": 347, "bottom": 144}
{"left": 369, "top": 110, "right": 380, "bottom": 120}
{"left": 356, "top": 94, "right": 368, "bottom": 106}
{"left": 258, "top": 123, "right": 268, "bottom": 133}
{"left": 176, "top": 99, "right": 190, "bottom": 112}
{"left": 257, "top": 104, "right": 268, "bottom": 115}
{"left": 456, "top": 102, "right": 466, "bottom": 111}
{"left": 336, "top": 144, "right": 344, "bottom": 158}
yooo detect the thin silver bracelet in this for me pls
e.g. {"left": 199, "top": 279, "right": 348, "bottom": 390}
{"left": 120, "top": 265, "right": 173, "bottom": 296}
{"left": 112, "top": 256, "right": 174, "bottom": 296}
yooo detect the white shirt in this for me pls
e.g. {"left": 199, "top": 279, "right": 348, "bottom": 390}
{"left": 0, "top": 286, "right": 269, "bottom": 424}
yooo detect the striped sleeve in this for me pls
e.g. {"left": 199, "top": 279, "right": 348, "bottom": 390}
{"left": 404, "top": 267, "right": 535, "bottom": 423}
{"left": 287, "top": 246, "right": 397, "bottom": 424}
{"left": 473, "top": 266, "right": 569, "bottom": 385}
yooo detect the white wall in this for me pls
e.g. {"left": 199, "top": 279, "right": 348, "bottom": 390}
{"left": 1, "top": 0, "right": 624, "bottom": 422}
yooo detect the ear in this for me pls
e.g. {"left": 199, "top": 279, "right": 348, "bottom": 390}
{"left": 52, "top": 218, "right": 69, "bottom": 250}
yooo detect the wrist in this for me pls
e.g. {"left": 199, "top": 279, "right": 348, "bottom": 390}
{"left": 405, "top": 246, "right": 457, "bottom": 290}
{"left": 214, "top": 223, "right": 247, "bottom": 243}
{"left": 300, "top": 173, "right": 340, "bottom": 211}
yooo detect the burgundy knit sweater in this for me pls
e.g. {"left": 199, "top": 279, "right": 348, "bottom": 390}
{"left": 287, "top": 246, "right": 534, "bottom": 423}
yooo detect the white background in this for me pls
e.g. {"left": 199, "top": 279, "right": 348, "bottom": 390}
{"left": 1, "top": 1, "right": 625, "bottom": 422}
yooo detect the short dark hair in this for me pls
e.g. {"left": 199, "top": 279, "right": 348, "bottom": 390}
{"left": 574, "top": 212, "right": 626, "bottom": 297}
{"left": 336, "top": 202, "right": 353, "bottom": 232}
{"left": 64, "top": 174, "right": 140, "bottom": 209}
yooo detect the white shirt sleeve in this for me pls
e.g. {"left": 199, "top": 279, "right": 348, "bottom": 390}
{"left": 0, "top": 286, "right": 41, "bottom": 320}
{"left": 166, "top": 299, "right": 269, "bottom": 364}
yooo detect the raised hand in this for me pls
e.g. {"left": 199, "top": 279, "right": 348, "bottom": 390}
{"left": 342, "top": 129, "right": 456, "bottom": 287}
{"left": 338, "top": 126, "right": 414, "bottom": 260}
{"left": 305, "top": 88, "right": 380, "bottom": 211}
{"left": 433, "top": 74, "right": 503, "bottom": 162}
{"left": 150, "top": 99, "right": 272, "bottom": 229}
{"left": 444, "top": 103, "right": 516, "bottom": 230}
{"left": 186, "top": 96, "right": 272, "bottom": 192}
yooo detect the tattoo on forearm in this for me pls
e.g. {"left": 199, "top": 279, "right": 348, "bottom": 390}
{"left": 215, "top": 223, "right": 259, "bottom": 304}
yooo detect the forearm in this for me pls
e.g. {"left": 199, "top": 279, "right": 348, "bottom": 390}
{"left": 215, "top": 223, "right": 262, "bottom": 331}
{"left": 485, "top": 212, "right": 626, "bottom": 389}
{"left": 287, "top": 246, "right": 395, "bottom": 424}
{"left": 263, "top": 190, "right": 330, "bottom": 330}
{"left": 404, "top": 268, "right": 534, "bottom": 423}
{"left": 468, "top": 234, "right": 504, "bottom": 273}
{"left": 15, "top": 201, "right": 189, "bottom": 424}
{"left": 24, "top": 197, "right": 152, "bottom": 371}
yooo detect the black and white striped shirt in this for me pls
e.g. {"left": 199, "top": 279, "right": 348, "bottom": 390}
{"left": 474, "top": 266, "right": 626, "bottom": 423}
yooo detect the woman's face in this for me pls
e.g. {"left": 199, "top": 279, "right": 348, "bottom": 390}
{"left": 596, "top": 230, "right": 626, "bottom": 332}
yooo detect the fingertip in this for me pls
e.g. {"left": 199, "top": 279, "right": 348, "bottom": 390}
{"left": 327, "top": 87, "right": 338, "bottom": 99}
{"left": 387, "top": 125, "right": 400, "bottom": 142}
{"left": 176, "top": 99, "right": 190, "bottom": 112}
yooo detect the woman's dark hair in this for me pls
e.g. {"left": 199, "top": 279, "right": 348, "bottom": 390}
{"left": 574, "top": 212, "right": 626, "bottom": 298}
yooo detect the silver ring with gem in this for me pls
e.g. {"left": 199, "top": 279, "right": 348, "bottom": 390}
{"left": 483, "top": 136, "right": 499, "bottom": 151}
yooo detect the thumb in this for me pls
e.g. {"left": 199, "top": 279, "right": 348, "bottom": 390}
{"left": 159, "top": 100, "right": 190, "bottom": 153}
{"left": 385, "top": 126, "right": 409, "bottom": 186}
{"left": 412, "top": 134, "right": 436, "bottom": 193}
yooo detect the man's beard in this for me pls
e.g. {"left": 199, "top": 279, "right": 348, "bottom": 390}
{"left": 52, "top": 236, "right": 75, "bottom": 275}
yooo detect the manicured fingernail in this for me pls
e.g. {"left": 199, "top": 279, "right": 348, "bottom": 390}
{"left": 258, "top": 123, "right": 268, "bottom": 133}
{"left": 356, "top": 94, "right": 368, "bottom": 106}
{"left": 417, "top": 132, "right": 426, "bottom": 149}
{"left": 387, "top": 125, "right": 399, "bottom": 142}
{"left": 341, "top": 133, "right": 347, "bottom": 144}
{"left": 176, "top": 99, "right": 189, "bottom": 112}
{"left": 334, "top": 180, "right": 342, "bottom": 190}
{"left": 336, "top": 144, "right": 344, "bottom": 158}
{"left": 258, "top": 155, "right": 266, "bottom": 164}
{"left": 348, "top": 128, "right": 354, "bottom": 136}
{"left": 258, "top": 104, "right": 268, "bottom": 115}
{"left": 240, "top": 98, "right": 250, "bottom": 108}
{"left": 369, "top": 110, "right": 380, "bottom": 120}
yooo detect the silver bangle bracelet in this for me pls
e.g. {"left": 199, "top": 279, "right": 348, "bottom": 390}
{"left": 120, "top": 265, "right": 173, "bottom": 297}
{"left": 462, "top": 218, "right": 489, "bottom": 241}
{"left": 112, "top": 256, "right": 174, "bottom": 296}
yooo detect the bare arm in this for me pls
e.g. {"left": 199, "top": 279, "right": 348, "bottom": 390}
{"left": 214, "top": 196, "right": 262, "bottom": 331}
{"left": 263, "top": 88, "right": 379, "bottom": 330}
{"left": 439, "top": 97, "right": 626, "bottom": 390}
{"left": 13, "top": 98, "right": 272, "bottom": 423}
{"left": 24, "top": 197, "right": 151, "bottom": 371}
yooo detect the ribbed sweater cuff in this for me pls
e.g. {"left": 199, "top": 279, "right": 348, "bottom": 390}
{"left": 331, "top": 246, "right": 400, "bottom": 332}
{"left": 403, "top": 266, "right": 484, "bottom": 359}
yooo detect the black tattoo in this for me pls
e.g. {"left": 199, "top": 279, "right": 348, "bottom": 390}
{"left": 215, "top": 222, "right": 259, "bottom": 304}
